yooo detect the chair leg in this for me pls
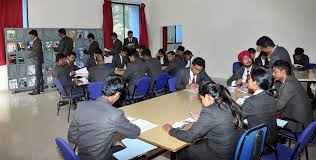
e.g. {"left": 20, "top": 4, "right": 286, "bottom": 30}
{"left": 288, "top": 139, "right": 291, "bottom": 147}
{"left": 68, "top": 99, "right": 72, "bottom": 122}
{"left": 305, "top": 146, "right": 309, "bottom": 160}
{"left": 57, "top": 94, "right": 62, "bottom": 116}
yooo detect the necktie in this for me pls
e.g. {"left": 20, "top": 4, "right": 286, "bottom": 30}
{"left": 192, "top": 75, "right": 196, "bottom": 84}
{"left": 129, "top": 38, "right": 132, "bottom": 42}
{"left": 246, "top": 70, "right": 250, "bottom": 83}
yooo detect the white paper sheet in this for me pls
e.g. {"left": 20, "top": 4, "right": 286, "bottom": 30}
{"left": 75, "top": 67, "right": 88, "bottom": 77}
{"left": 76, "top": 77, "right": 89, "bottom": 86}
{"left": 127, "top": 117, "right": 157, "bottom": 133}
{"left": 236, "top": 96, "right": 250, "bottom": 105}
{"left": 172, "top": 117, "right": 196, "bottom": 128}
{"left": 243, "top": 119, "right": 288, "bottom": 128}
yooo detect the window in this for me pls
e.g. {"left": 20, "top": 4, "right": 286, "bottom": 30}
{"left": 112, "top": 3, "right": 140, "bottom": 42}
{"left": 167, "top": 25, "right": 182, "bottom": 44}
{"left": 22, "top": 0, "right": 28, "bottom": 28}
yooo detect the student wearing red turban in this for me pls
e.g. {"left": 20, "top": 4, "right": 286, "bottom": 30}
{"left": 227, "top": 50, "right": 259, "bottom": 87}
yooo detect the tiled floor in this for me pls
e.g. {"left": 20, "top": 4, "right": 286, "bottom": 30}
{"left": 0, "top": 78, "right": 315, "bottom": 160}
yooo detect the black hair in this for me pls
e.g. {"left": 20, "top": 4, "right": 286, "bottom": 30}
{"left": 142, "top": 49, "right": 152, "bottom": 57}
{"left": 248, "top": 48, "right": 256, "bottom": 53}
{"left": 87, "top": 33, "right": 95, "bottom": 39}
{"left": 111, "top": 32, "right": 117, "bottom": 38}
{"left": 258, "top": 51, "right": 267, "bottom": 57}
{"left": 192, "top": 57, "right": 205, "bottom": 68}
{"left": 199, "top": 82, "right": 243, "bottom": 129}
{"left": 128, "top": 31, "right": 133, "bottom": 34}
{"left": 294, "top": 47, "right": 304, "bottom": 55}
{"left": 158, "top": 49, "right": 165, "bottom": 55}
{"left": 55, "top": 53, "right": 65, "bottom": 62}
{"left": 58, "top": 28, "right": 66, "bottom": 35}
{"left": 121, "top": 47, "right": 130, "bottom": 54}
{"left": 66, "top": 52, "right": 76, "bottom": 58}
{"left": 127, "top": 49, "right": 138, "bottom": 58}
{"left": 256, "top": 36, "right": 275, "bottom": 48}
{"left": 273, "top": 60, "right": 292, "bottom": 75}
{"left": 183, "top": 50, "right": 193, "bottom": 56}
{"left": 29, "top": 30, "right": 38, "bottom": 37}
{"left": 177, "top": 46, "right": 185, "bottom": 52}
{"left": 95, "top": 48, "right": 103, "bottom": 55}
{"left": 250, "top": 68, "right": 270, "bottom": 90}
{"left": 102, "top": 75, "right": 124, "bottom": 96}
{"left": 167, "top": 51, "right": 176, "bottom": 56}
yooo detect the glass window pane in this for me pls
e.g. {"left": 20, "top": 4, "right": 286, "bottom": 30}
{"left": 167, "top": 26, "right": 175, "bottom": 43}
{"left": 176, "top": 25, "right": 182, "bottom": 43}
{"left": 112, "top": 3, "right": 124, "bottom": 42}
{"left": 124, "top": 5, "right": 140, "bottom": 40}
{"left": 22, "top": 0, "right": 28, "bottom": 28}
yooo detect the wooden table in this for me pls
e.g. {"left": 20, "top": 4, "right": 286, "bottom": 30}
{"left": 294, "top": 69, "right": 316, "bottom": 82}
{"left": 114, "top": 66, "right": 168, "bottom": 76}
{"left": 120, "top": 89, "right": 247, "bottom": 153}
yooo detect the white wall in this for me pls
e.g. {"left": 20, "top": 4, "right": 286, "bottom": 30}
{"left": 148, "top": 0, "right": 316, "bottom": 78}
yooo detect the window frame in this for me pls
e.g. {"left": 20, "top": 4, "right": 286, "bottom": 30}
{"left": 167, "top": 25, "right": 182, "bottom": 44}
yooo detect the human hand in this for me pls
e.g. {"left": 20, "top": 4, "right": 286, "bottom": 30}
{"left": 162, "top": 123, "right": 172, "bottom": 132}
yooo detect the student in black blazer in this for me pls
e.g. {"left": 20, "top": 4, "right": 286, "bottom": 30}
{"left": 83, "top": 33, "right": 100, "bottom": 58}
{"left": 176, "top": 57, "right": 214, "bottom": 91}
{"left": 163, "top": 83, "right": 243, "bottom": 160}
{"left": 54, "top": 28, "right": 74, "bottom": 55}
{"left": 66, "top": 52, "right": 80, "bottom": 71}
{"left": 227, "top": 50, "right": 259, "bottom": 86}
{"left": 142, "top": 49, "right": 162, "bottom": 88}
{"left": 110, "top": 32, "right": 123, "bottom": 55}
{"left": 85, "top": 48, "right": 103, "bottom": 70}
{"left": 112, "top": 47, "right": 129, "bottom": 69}
{"left": 255, "top": 51, "right": 269, "bottom": 69}
{"left": 241, "top": 68, "right": 278, "bottom": 153}
{"left": 164, "top": 51, "right": 185, "bottom": 76}
{"left": 123, "top": 31, "right": 139, "bottom": 49}
{"left": 272, "top": 60, "right": 313, "bottom": 133}
{"left": 293, "top": 47, "right": 310, "bottom": 70}
{"left": 88, "top": 54, "right": 114, "bottom": 82}
{"left": 156, "top": 49, "right": 169, "bottom": 66}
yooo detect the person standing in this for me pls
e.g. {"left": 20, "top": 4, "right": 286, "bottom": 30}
{"left": 84, "top": 33, "right": 99, "bottom": 58}
{"left": 110, "top": 32, "right": 123, "bottom": 55}
{"left": 54, "top": 28, "right": 74, "bottom": 55}
{"left": 27, "top": 30, "right": 44, "bottom": 95}
{"left": 123, "top": 31, "right": 139, "bottom": 49}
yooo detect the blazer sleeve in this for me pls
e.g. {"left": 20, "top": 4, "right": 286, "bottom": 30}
{"left": 241, "top": 98, "right": 256, "bottom": 119}
{"left": 122, "top": 65, "right": 132, "bottom": 80}
{"left": 169, "top": 108, "right": 215, "bottom": 143}
{"left": 68, "top": 111, "right": 80, "bottom": 145}
{"left": 200, "top": 71, "right": 214, "bottom": 84}
{"left": 112, "top": 111, "right": 141, "bottom": 138}
{"left": 134, "top": 38, "right": 139, "bottom": 48}
{"left": 58, "top": 39, "right": 65, "bottom": 53}
{"left": 164, "top": 63, "right": 174, "bottom": 74}
{"left": 227, "top": 67, "right": 243, "bottom": 86}
{"left": 276, "top": 83, "right": 296, "bottom": 111}
{"left": 175, "top": 70, "right": 186, "bottom": 91}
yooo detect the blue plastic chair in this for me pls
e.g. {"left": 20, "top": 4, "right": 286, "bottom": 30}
{"left": 104, "top": 63, "right": 112, "bottom": 68}
{"left": 234, "top": 124, "right": 267, "bottom": 160}
{"left": 55, "top": 137, "right": 79, "bottom": 160}
{"left": 151, "top": 72, "right": 169, "bottom": 96}
{"left": 308, "top": 63, "right": 316, "bottom": 69}
{"left": 233, "top": 62, "right": 241, "bottom": 73}
{"left": 87, "top": 82, "right": 103, "bottom": 100}
{"left": 127, "top": 76, "right": 152, "bottom": 103}
{"left": 53, "top": 77, "right": 85, "bottom": 122}
{"left": 168, "top": 76, "right": 176, "bottom": 92}
{"left": 261, "top": 121, "right": 316, "bottom": 160}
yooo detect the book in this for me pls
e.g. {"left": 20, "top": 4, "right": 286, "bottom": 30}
{"left": 17, "top": 42, "right": 27, "bottom": 51}
{"left": 6, "top": 30, "right": 16, "bottom": 41}
{"left": 7, "top": 42, "right": 17, "bottom": 52}
{"left": 9, "top": 79, "right": 18, "bottom": 90}
{"left": 27, "top": 65, "right": 35, "bottom": 75}
{"left": 18, "top": 77, "right": 28, "bottom": 88}
{"left": 27, "top": 76, "right": 36, "bottom": 87}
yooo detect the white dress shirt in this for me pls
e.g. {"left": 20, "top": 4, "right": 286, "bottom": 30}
{"left": 189, "top": 69, "right": 197, "bottom": 84}
{"left": 253, "top": 89, "right": 264, "bottom": 95}
{"left": 185, "top": 56, "right": 195, "bottom": 68}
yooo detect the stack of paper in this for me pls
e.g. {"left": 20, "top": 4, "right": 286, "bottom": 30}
{"left": 172, "top": 117, "right": 196, "bottom": 128}
{"left": 75, "top": 67, "right": 88, "bottom": 77}
{"left": 127, "top": 117, "right": 157, "bottom": 133}
{"left": 236, "top": 96, "right": 250, "bottom": 105}
{"left": 76, "top": 77, "right": 89, "bottom": 86}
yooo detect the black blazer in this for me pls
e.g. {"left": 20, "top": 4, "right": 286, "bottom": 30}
{"left": 276, "top": 76, "right": 313, "bottom": 132}
{"left": 268, "top": 46, "right": 293, "bottom": 75}
{"left": 85, "top": 57, "right": 96, "bottom": 70}
{"left": 112, "top": 54, "right": 129, "bottom": 69}
{"left": 164, "top": 58, "right": 185, "bottom": 77}
{"left": 84, "top": 40, "right": 99, "bottom": 57}
{"left": 56, "top": 36, "right": 74, "bottom": 55}
{"left": 293, "top": 54, "right": 309, "bottom": 70}
{"left": 255, "top": 56, "right": 269, "bottom": 69}
{"left": 112, "top": 39, "right": 123, "bottom": 55}
{"left": 88, "top": 65, "right": 114, "bottom": 82}
{"left": 175, "top": 68, "right": 214, "bottom": 91}
{"left": 156, "top": 54, "right": 169, "bottom": 66}
{"left": 242, "top": 91, "right": 278, "bottom": 147}
{"left": 169, "top": 103, "right": 242, "bottom": 160}
{"left": 28, "top": 37, "right": 44, "bottom": 65}
{"left": 227, "top": 64, "right": 259, "bottom": 86}
{"left": 123, "top": 37, "right": 139, "bottom": 49}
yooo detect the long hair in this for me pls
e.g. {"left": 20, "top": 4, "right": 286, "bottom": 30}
{"left": 199, "top": 81, "right": 243, "bottom": 129}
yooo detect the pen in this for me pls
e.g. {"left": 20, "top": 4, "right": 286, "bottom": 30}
{"left": 189, "top": 112, "right": 196, "bottom": 120}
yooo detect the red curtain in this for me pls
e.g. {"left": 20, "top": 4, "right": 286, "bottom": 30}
{"left": 103, "top": 0, "right": 113, "bottom": 50}
{"left": 139, "top": 3, "right": 149, "bottom": 49}
{"left": 162, "top": 26, "right": 168, "bottom": 51}
{"left": 0, "top": 0, "right": 23, "bottom": 66}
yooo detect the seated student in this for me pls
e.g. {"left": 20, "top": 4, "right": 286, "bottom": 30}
{"left": 88, "top": 54, "right": 114, "bottom": 82}
{"left": 68, "top": 75, "right": 141, "bottom": 160}
{"left": 163, "top": 82, "right": 243, "bottom": 160}
{"left": 183, "top": 50, "right": 195, "bottom": 68}
{"left": 66, "top": 52, "right": 80, "bottom": 71}
{"left": 136, "top": 45, "right": 145, "bottom": 58}
{"left": 255, "top": 51, "right": 269, "bottom": 69}
{"left": 85, "top": 48, "right": 103, "bottom": 69}
{"left": 241, "top": 68, "right": 278, "bottom": 153}
{"left": 142, "top": 49, "right": 162, "bottom": 87}
{"left": 176, "top": 57, "right": 215, "bottom": 91}
{"left": 53, "top": 53, "right": 82, "bottom": 95}
{"left": 176, "top": 45, "right": 185, "bottom": 60}
{"left": 227, "top": 50, "right": 259, "bottom": 87}
{"left": 112, "top": 47, "right": 129, "bottom": 69}
{"left": 272, "top": 60, "right": 313, "bottom": 132}
{"left": 164, "top": 51, "right": 185, "bottom": 76}
{"left": 123, "top": 52, "right": 148, "bottom": 96}
{"left": 293, "top": 47, "right": 309, "bottom": 70}
{"left": 156, "top": 49, "right": 169, "bottom": 66}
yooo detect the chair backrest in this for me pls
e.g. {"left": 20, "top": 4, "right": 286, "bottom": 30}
{"left": 308, "top": 63, "right": 316, "bottom": 69}
{"left": 153, "top": 72, "right": 169, "bottom": 92}
{"left": 87, "top": 82, "right": 103, "bottom": 100}
{"left": 234, "top": 124, "right": 267, "bottom": 160}
{"left": 132, "top": 76, "right": 152, "bottom": 97}
{"left": 55, "top": 137, "right": 79, "bottom": 160}
{"left": 291, "top": 121, "right": 316, "bottom": 160}
{"left": 104, "top": 63, "right": 112, "bottom": 68}
{"left": 233, "top": 62, "right": 241, "bottom": 73}
{"left": 53, "top": 77, "right": 67, "bottom": 96}
{"left": 168, "top": 76, "right": 176, "bottom": 92}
